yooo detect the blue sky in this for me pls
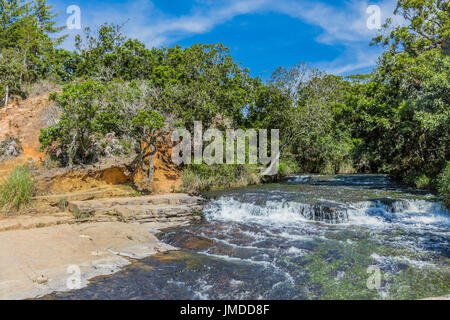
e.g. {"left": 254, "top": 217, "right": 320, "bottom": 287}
{"left": 49, "top": 0, "right": 401, "bottom": 79}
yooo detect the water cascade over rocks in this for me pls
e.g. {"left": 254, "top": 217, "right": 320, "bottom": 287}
{"left": 43, "top": 175, "right": 450, "bottom": 300}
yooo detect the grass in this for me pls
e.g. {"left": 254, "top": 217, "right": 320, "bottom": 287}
{"left": 0, "top": 165, "right": 35, "bottom": 214}
{"left": 278, "top": 158, "right": 301, "bottom": 177}
{"left": 181, "top": 164, "right": 261, "bottom": 193}
{"left": 71, "top": 208, "right": 94, "bottom": 220}
{"left": 57, "top": 198, "right": 68, "bottom": 211}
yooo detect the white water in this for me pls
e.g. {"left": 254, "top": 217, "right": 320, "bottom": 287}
{"left": 204, "top": 197, "right": 450, "bottom": 234}
{"left": 348, "top": 200, "right": 450, "bottom": 230}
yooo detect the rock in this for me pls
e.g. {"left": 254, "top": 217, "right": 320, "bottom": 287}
{"left": 67, "top": 194, "right": 205, "bottom": 223}
{"left": 299, "top": 201, "right": 349, "bottom": 223}
{"left": 0, "top": 222, "right": 178, "bottom": 299}
{"left": 0, "top": 136, "right": 22, "bottom": 162}
{"left": 33, "top": 275, "right": 48, "bottom": 285}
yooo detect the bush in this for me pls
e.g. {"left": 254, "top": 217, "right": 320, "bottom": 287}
{"left": 278, "top": 157, "right": 301, "bottom": 176}
{"left": 0, "top": 166, "right": 35, "bottom": 213}
{"left": 438, "top": 163, "right": 450, "bottom": 208}
{"left": 414, "top": 174, "right": 431, "bottom": 190}
{"left": 181, "top": 164, "right": 260, "bottom": 193}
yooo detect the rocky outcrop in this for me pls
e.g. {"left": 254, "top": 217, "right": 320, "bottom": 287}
{"left": 68, "top": 193, "right": 205, "bottom": 224}
{"left": 0, "top": 192, "right": 206, "bottom": 299}
{"left": 0, "top": 222, "right": 178, "bottom": 300}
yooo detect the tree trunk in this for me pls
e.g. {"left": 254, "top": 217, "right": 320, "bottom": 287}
{"left": 148, "top": 150, "right": 155, "bottom": 184}
{"left": 4, "top": 85, "right": 9, "bottom": 107}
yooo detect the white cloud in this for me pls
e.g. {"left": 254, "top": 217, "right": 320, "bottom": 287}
{"left": 54, "top": 0, "right": 403, "bottom": 75}
{"left": 272, "top": 0, "right": 401, "bottom": 45}
{"left": 319, "top": 46, "right": 382, "bottom": 75}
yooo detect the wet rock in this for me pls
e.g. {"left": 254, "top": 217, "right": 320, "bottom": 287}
{"left": 372, "top": 198, "right": 411, "bottom": 213}
{"left": 162, "top": 231, "right": 214, "bottom": 250}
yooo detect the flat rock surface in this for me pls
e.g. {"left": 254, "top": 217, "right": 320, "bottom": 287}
{"left": 0, "top": 222, "right": 177, "bottom": 300}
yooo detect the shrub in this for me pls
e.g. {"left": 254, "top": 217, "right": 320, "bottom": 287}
{"left": 71, "top": 208, "right": 94, "bottom": 220}
{"left": 414, "top": 174, "right": 431, "bottom": 190}
{"left": 57, "top": 198, "right": 68, "bottom": 211}
{"left": 181, "top": 164, "right": 260, "bottom": 193}
{"left": 278, "top": 157, "right": 301, "bottom": 176}
{"left": 0, "top": 166, "right": 35, "bottom": 213}
{"left": 438, "top": 163, "right": 450, "bottom": 208}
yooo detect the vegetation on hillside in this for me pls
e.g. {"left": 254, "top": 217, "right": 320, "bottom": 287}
{"left": 0, "top": 0, "right": 448, "bottom": 205}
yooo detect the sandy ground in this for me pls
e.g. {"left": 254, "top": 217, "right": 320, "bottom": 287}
{"left": 0, "top": 221, "right": 179, "bottom": 300}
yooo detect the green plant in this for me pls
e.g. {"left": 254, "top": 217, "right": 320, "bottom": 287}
{"left": 181, "top": 164, "right": 260, "bottom": 193}
{"left": 0, "top": 166, "right": 35, "bottom": 213}
{"left": 278, "top": 157, "right": 301, "bottom": 176}
{"left": 192, "top": 209, "right": 203, "bottom": 216}
{"left": 414, "top": 174, "right": 431, "bottom": 190}
{"left": 57, "top": 198, "right": 68, "bottom": 211}
{"left": 438, "top": 163, "right": 450, "bottom": 208}
{"left": 71, "top": 208, "right": 94, "bottom": 220}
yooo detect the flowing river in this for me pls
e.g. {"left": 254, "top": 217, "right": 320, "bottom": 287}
{"left": 44, "top": 175, "right": 450, "bottom": 300}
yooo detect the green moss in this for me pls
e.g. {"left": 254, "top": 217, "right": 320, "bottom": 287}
{"left": 293, "top": 233, "right": 449, "bottom": 300}
{"left": 299, "top": 239, "right": 382, "bottom": 299}
{"left": 386, "top": 267, "right": 450, "bottom": 300}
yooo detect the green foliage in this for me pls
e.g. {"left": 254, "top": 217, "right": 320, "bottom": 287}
{"left": 71, "top": 208, "right": 94, "bottom": 220}
{"left": 0, "top": 48, "right": 26, "bottom": 103}
{"left": 57, "top": 198, "right": 68, "bottom": 211}
{"left": 278, "top": 157, "right": 301, "bottom": 176}
{"left": 72, "top": 25, "right": 254, "bottom": 126}
{"left": 182, "top": 164, "right": 260, "bottom": 193}
{"left": 438, "top": 163, "right": 450, "bottom": 207}
{"left": 246, "top": 63, "right": 357, "bottom": 174}
{"left": 39, "top": 81, "right": 110, "bottom": 165}
{"left": 4, "top": 0, "right": 443, "bottom": 207}
{"left": 0, "top": 165, "right": 35, "bottom": 213}
{"left": 0, "top": 0, "right": 66, "bottom": 89}
{"left": 415, "top": 174, "right": 431, "bottom": 190}
{"left": 349, "top": 0, "right": 450, "bottom": 186}
{"left": 40, "top": 80, "right": 166, "bottom": 166}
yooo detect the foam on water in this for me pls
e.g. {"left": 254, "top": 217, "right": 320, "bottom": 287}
{"left": 348, "top": 199, "right": 450, "bottom": 231}
{"left": 204, "top": 197, "right": 450, "bottom": 234}
{"left": 204, "top": 198, "right": 311, "bottom": 225}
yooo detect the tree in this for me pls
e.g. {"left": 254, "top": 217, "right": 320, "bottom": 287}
{"left": 360, "top": 0, "right": 450, "bottom": 185}
{"left": 0, "top": 0, "right": 66, "bottom": 85}
{"left": 0, "top": 48, "right": 25, "bottom": 106}
{"left": 39, "top": 80, "right": 167, "bottom": 184}
{"left": 130, "top": 109, "right": 165, "bottom": 183}
{"left": 39, "top": 81, "right": 110, "bottom": 165}
{"left": 247, "top": 62, "right": 355, "bottom": 173}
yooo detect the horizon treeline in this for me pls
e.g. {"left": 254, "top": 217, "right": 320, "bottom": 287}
{"left": 0, "top": 0, "right": 449, "bottom": 204}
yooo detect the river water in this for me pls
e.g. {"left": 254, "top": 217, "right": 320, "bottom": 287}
{"left": 44, "top": 175, "right": 450, "bottom": 300}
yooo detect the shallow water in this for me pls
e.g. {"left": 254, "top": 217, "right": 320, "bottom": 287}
{"left": 44, "top": 175, "right": 450, "bottom": 300}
